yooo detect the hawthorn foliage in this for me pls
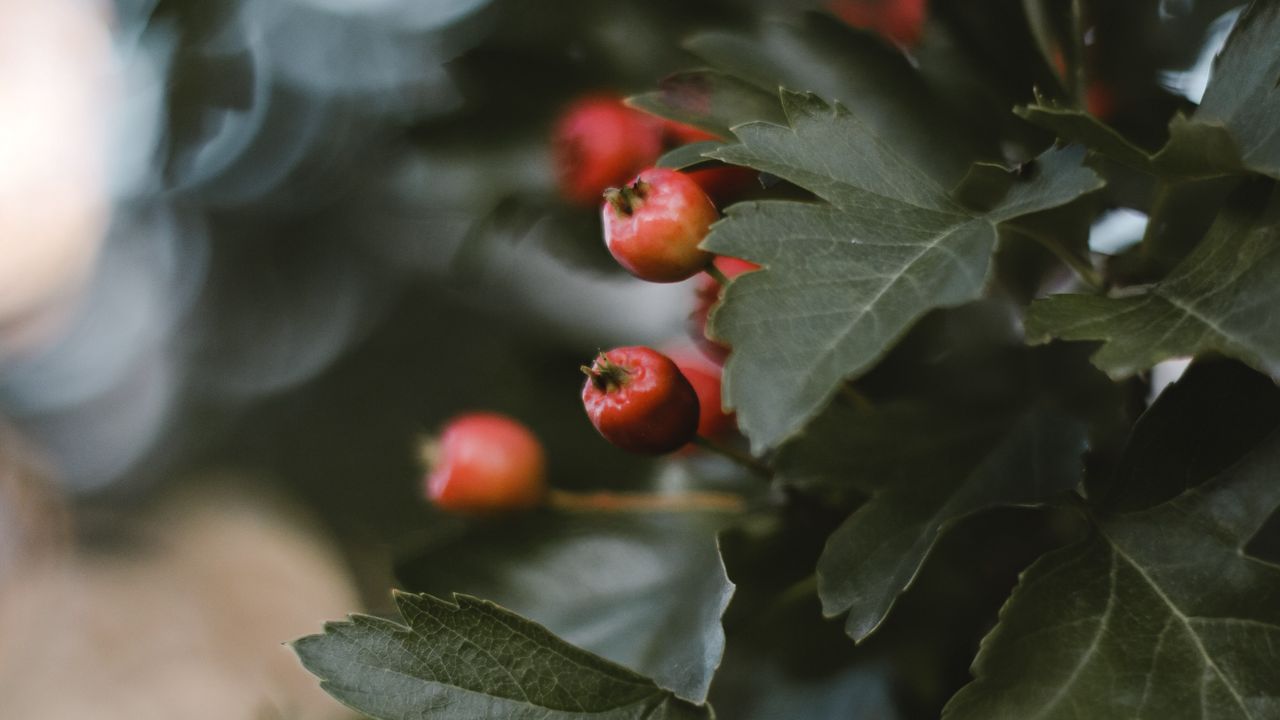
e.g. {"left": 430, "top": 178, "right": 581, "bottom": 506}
{"left": 294, "top": 1, "right": 1280, "bottom": 717}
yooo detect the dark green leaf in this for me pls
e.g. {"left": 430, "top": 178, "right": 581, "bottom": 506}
{"left": 1016, "top": 103, "right": 1158, "bottom": 172}
{"left": 1017, "top": 0, "right": 1280, "bottom": 182}
{"left": 293, "top": 592, "right": 712, "bottom": 720}
{"left": 1193, "top": 0, "right": 1280, "bottom": 179}
{"left": 627, "top": 70, "right": 785, "bottom": 138}
{"left": 655, "top": 141, "right": 728, "bottom": 171}
{"left": 1013, "top": 105, "right": 1244, "bottom": 277}
{"left": 704, "top": 93, "right": 1103, "bottom": 450}
{"left": 393, "top": 511, "right": 733, "bottom": 703}
{"left": 944, "top": 428, "right": 1280, "bottom": 719}
{"left": 685, "top": 14, "right": 997, "bottom": 186}
{"left": 1026, "top": 184, "right": 1280, "bottom": 381}
{"left": 1107, "top": 359, "right": 1280, "bottom": 511}
{"left": 816, "top": 406, "right": 1087, "bottom": 642}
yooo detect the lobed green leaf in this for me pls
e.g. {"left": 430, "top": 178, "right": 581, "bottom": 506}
{"left": 293, "top": 592, "right": 713, "bottom": 720}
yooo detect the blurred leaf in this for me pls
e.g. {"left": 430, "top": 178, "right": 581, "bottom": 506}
{"left": 628, "top": 70, "right": 785, "bottom": 137}
{"left": 1027, "top": 183, "right": 1280, "bottom": 381}
{"left": 816, "top": 406, "right": 1087, "bottom": 643}
{"left": 944, "top": 428, "right": 1280, "bottom": 719}
{"left": 774, "top": 399, "right": 1005, "bottom": 501}
{"left": 704, "top": 93, "right": 1103, "bottom": 450}
{"left": 395, "top": 510, "right": 733, "bottom": 703}
{"left": 294, "top": 592, "right": 711, "bottom": 720}
{"left": 655, "top": 141, "right": 729, "bottom": 171}
{"left": 1105, "top": 359, "right": 1280, "bottom": 511}
{"left": 685, "top": 13, "right": 997, "bottom": 187}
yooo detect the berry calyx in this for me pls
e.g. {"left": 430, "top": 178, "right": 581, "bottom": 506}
{"left": 690, "top": 256, "right": 760, "bottom": 360}
{"left": 667, "top": 347, "right": 736, "bottom": 440}
{"left": 602, "top": 167, "right": 718, "bottom": 283}
{"left": 581, "top": 346, "right": 700, "bottom": 454}
{"left": 553, "top": 96, "right": 664, "bottom": 206}
{"left": 423, "top": 412, "right": 547, "bottom": 513}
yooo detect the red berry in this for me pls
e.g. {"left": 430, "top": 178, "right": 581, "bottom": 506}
{"left": 662, "top": 120, "right": 721, "bottom": 146}
{"left": 581, "top": 346, "right": 700, "bottom": 454}
{"left": 554, "top": 96, "right": 664, "bottom": 206}
{"left": 828, "top": 0, "right": 927, "bottom": 47}
{"left": 659, "top": 120, "right": 758, "bottom": 205}
{"left": 667, "top": 347, "right": 736, "bottom": 440}
{"left": 424, "top": 413, "right": 547, "bottom": 513}
{"left": 689, "top": 256, "right": 760, "bottom": 360}
{"left": 602, "top": 168, "right": 718, "bottom": 283}
{"left": 1085, "top": 81, "right": 1115, "bottom": 120}
{"left": 685, "top": 165, "right": 759, "bottom": 206}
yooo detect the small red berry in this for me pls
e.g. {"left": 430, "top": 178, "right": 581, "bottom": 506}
{"left": 667, "top": 347, "right": 736, "bottom": 440}
{"left": 424, "top": 412, "right": 547, "bottom": 513}
{"left": 1085, "top": 81, "right": 1115, "bottom": 120}
{"left": 659, "top": 121, "right": 759, "bottom": 206}
{"left": 661, "top": 120, "right": 721, "bottom": 146}
{"left": 581, "top": 346, "right": 700, "bottom": 454}
{"left": 685, "top": 165, "right": 759, "bottom": 207}
{"left": 689, "top": 256, "right": 760, "bottom": 360}
{"left": 828, "top": 0, "right": 927, "bottom": 48}
{"left": 602, "top": 168, "right": 718, "bottom": 283}
{"left": 554, "top": 96, "right": 664, "bottom": 206}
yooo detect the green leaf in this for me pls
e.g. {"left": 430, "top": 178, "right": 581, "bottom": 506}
{"left": 394, "top": 511, "right": 733, "bottom": 703}
{"left": 704, "top": 92, "right": 1103, "bottom": 450}
{"left": 293, "top": 592, "right": 712, "bottom": 720}
{"left": 1106, "top": 359, "right": 1280, "bottom": 511}
{"left": 684, "top": 14, "right": 998, "bottom": 187}
{"left": 1026, "top": 184, "right": 1280, "bottom": 381}
{"left": 816, "top": 405, "right": 1087, "bottom": 642}
{"left": 1017, "top": 0, "right": 1280, "bottom": 182}
{"left": 1193, "top": 0, "right": 1280, "bottom": 179}
{"left": 944, "top": 428, "right": 1280, "bottom": 720}
{"left": 655, "top": 141, "right": 728, "bottom": 172}
{"left": 627, "top": 70, "right": 785, "bottom": 138}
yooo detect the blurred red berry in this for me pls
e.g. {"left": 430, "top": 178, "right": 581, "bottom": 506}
{"left": 689, "top": 256, "right": 760, "bottom": 360}
{"left": 662, "top": 120, "right": 721, "bottom": 146}
{"left": 424, "top": 413, "right": 547, "bottom": 513}
{"left": 658, "top": 120, "right": 758, "bottom": 206}
{"left": 685, "top": 165, "right": 759, "bottom": 206}
{"left": 553, "top": 96, "right": 664, "bottom": 206}
{"left": 828, "top": 0, "right": 927, "bottom": 47}
{"left": 581, "top": 346, "right": 700, "bottom": 454}
{"left": 667, "top": 347, "right": 736, "bottom": 440}
{"left": 1085, "top": 81, "right": 1115, "bottom": 120}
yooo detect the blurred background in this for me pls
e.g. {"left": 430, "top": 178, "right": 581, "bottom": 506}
{"left": 0, "top": 0, "right": 1241, "bottom": 717}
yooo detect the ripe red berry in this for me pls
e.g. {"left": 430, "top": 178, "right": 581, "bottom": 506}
{"left": 581, "top": 346, "right": 700, "bottom": 454}
{"left": 602, "top": 167, "right": 718, "bottom": 283}
{"left": 828, "top": 0, "right": 927, "bottom": 48}
{"left": 554, "top": 96, "right": 664, "bottom": 206}
{"left": 689, "top": 256, "right": 760, "bottom": 360}
{"left": 667, "top": 347, "right": 736, "bottom": 440}
{"left": 424, "top": 412, "right": 547, "bottom": 513}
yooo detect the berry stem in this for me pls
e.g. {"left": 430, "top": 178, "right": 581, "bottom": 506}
{"left": 547, "top": 488, "right": 745, "bottom": 513}
{"left": 1006, "top": 223, "right": 1103, "bottom": 291}
{"left": 692, "top": 436, "right": 772, "bottom": 477}
{"left": 704, "top": 263, "right": 731, "bottom": 287}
